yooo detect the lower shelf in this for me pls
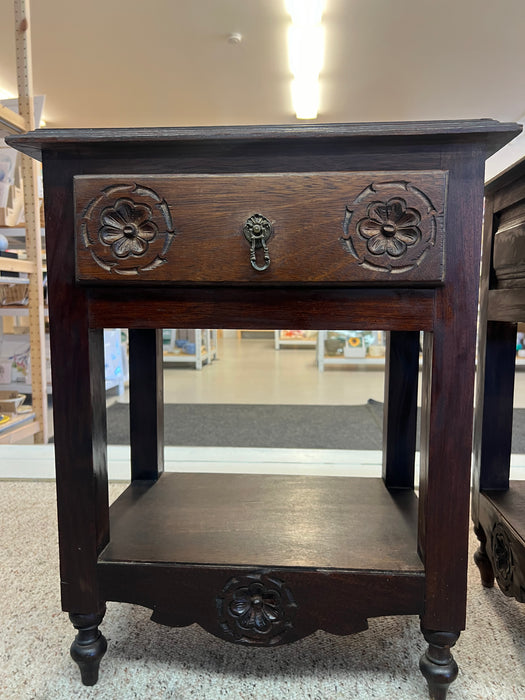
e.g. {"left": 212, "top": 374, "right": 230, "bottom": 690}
{"left": 98, "top": 474, "right": 425, "bottom": 645}
{"left": 101, "top": 473, "right": 422, "bottom": 572}
{"left": 478, "top": 482, "right": 525, "bottom": 602}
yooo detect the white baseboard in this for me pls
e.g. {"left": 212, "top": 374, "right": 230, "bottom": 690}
{"left": 2, "top": 445, "right": 525, "bottom": 482}
{"left": 0, "top": 445, "right": 384, "bottom": 480}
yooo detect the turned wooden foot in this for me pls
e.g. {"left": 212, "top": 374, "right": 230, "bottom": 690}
{"left": 69, "top": 606, "right": 107, "bottom": 686}
{"left": 473, "top": 524, "right": 495, "bottom": 588}
{"left": 419, "top": 628, "right": 459, "bottom": 700}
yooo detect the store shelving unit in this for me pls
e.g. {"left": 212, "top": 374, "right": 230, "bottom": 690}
{"left": 0, "top": 304, "right": 50, "bottom": 394}
{"left": 316, "top": 330, "right": 386, "bottom": 371}
{"left": 0, "top": 0, "right": 47, "bottom": 443}
{"left": 162, "top": 329, "right": 217, "bottom": 369}
{"left": 274, "top": 330, "right": 317, "bottom": 349}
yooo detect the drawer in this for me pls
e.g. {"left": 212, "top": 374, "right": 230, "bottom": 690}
{"left": 74, "top": 171, "right": 448, "bottom": 285}
{"left": 493, "top": 197, "right": 525, "bottom": 287}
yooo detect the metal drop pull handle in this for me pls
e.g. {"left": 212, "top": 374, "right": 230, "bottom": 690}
{"left": 243, "top": 214, "right": 273, "bottom": 272}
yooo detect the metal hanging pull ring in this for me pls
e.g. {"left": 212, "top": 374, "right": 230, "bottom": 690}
{"left": 243, "top": 214, "right": 273, "bottom": 272}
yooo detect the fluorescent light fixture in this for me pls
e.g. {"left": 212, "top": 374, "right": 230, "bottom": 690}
{"left": 285, "top": 0, "right": 326, "bottom": 119}
{"left": 285, "top": 0, "right": 325, "bottom": 25}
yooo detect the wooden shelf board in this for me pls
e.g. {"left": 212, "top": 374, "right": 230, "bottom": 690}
{"left": 0, "top": 411, "right": 38, "bottom": 443}
{"left": 0, "top": 258, "right": 36, "bottom": 274}
{"left": 0, "top": 382, "right": 51, "bottom": 394}
{"left": 482, "top": 481, "right": 525, "bottom": 537}
{"left": 0, "top": 306, "right": 48, "bottom": 316}
{"left": 100, "top": 473, "right": 423, "bottom": 573}
{"left": 0, "top": 103, "right": 26, "bottom": 135}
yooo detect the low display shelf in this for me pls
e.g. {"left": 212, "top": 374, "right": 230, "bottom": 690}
{"left": 7, "top": 119, "right": 520, "bottom": 699}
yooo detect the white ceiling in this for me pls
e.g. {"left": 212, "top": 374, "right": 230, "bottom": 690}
{"left": 1, "top": 0, "right": 525, "bottom": 176}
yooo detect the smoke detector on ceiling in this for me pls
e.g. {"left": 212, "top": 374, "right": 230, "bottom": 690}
{"left": 227, "top": 33, "right": 242, "bottom": 45}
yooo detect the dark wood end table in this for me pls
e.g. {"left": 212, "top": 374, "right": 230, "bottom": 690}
{"left": 8, "top": 120, "right": 520, "bottom": 698}
{"left": 473, "top": 156, "right": 525, "bottom": 603}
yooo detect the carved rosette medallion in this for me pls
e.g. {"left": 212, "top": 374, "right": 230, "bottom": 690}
{"left": 491, "top": 522, "right": 514, "bottom": 593}
{"left": 216, "top": 572, "right": 297, "bottom": 646}
{"left": 79, "top": 183, "right": 175, "bottom": 275}
{"left": 340, "top": 181, "right": 440, "bottom": 274}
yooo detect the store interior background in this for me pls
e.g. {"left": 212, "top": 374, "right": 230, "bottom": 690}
{"left": 2, "top": 0, "right": 525, "bottom": 478}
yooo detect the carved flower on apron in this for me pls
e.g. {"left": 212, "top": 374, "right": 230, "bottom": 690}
{"left": 357, "top": 198, "right": 421, "bottom": 258}
{"left": 99, "top": 198, "right": 158, "bottom": 258}
{"left": 229, "top": 581, "right": 282, "bottom": 632}
{"left": 216, "top": 572, "right": 296, "bottom": 645}
{"left": 492, "top": 523, "right": 514, "bottom": 592}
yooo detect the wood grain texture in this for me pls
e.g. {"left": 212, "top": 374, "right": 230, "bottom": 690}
{"left": 493, "top": 198, "right": 525, "bottom": 286}
{"left": 98, "top": 563, "right": 425, "bottom": 646}
{"left": 472, "top": 157, "right": 525, "bottom": 609}
{"left": 7, "top": 121, "right": 513, "bottom": 691}
{"left": 473, "top": 321, "right": 516, "bottom": 492}
{"left": 87, "top": 287, "right": 436, "bottom": 331}
{"left": 41, "top": 155, "right": 109, "bottom": 613}
{"left": 100, "top": 473, "right": 423, "bottom": 571}
{"left": 99, "top": 473, "right": 425, "bottom": 643}
{"left": 6, "top": 119, "right": 521, "bottom": 162}
{"left": 483, "top": 482, "right": 525, "bottom": 531}
{"left": 418, "top": 147, "right": 485, "bottom": 632}
{"left": 472, "top": 196, "right": 497, "bottom": 524}
{"left": 382, "top": 330, "right": 420, "bottom": 488}
{"left": 488, "top": 288, "right": 525, "bottom": 321}
{"left": 128, "top": 329, "right": 164, "bottom": 481}
{"left": 74, "top": 172, "right": 447, "bottom": 285}
{"left": 478, "top": 486, "right": 525, "bottom": 602}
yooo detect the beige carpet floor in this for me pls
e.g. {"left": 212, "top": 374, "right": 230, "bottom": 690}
{"left": 1, "top": 480, "right": 524, "bottom": 700}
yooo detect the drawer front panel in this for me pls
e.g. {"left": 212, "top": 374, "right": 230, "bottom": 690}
{"left": 493, "top": 198, "right": 525, "bottom": 287}
{"left": 74, "top": 172, "right": 447, "bottom": 284}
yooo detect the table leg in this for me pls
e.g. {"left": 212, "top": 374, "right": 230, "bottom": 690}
{"left": 382, "top": 330, "right": 419, "bottom": 489}
{"left": 128, "top": 329, "right": 165, "bottom": 481}
{"left": 69, "top": 607, "right": 107, "bottom": 686}
{"left": 419, "top": 628, "right": 459, "bottom": 700}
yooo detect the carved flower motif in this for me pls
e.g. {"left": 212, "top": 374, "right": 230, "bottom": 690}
{"left": 99, "top": 198, "right": 158, "bottom": 258}
{"left": 357, "top": 197, "right": 421, "bottom": 258}
{"left": 492, "top": 524, "right": 514, "bottom": 590}
{"left": 229, "top": 581, "right": 282, "bottom": 632}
